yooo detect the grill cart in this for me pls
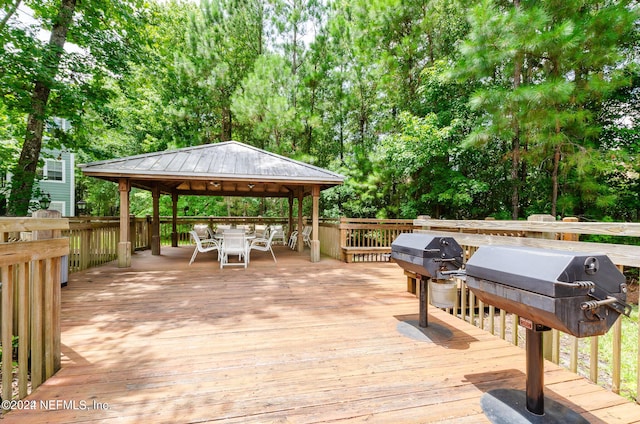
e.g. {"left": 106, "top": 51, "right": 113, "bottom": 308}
{"left": 466, "top": 245, "right": 631, "bottom": 423}
{"left": 391, "top": 233, "right": 464, "bottom": 328}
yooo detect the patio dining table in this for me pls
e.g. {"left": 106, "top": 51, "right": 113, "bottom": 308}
{"left": 216, "top": 230, "right": 255, "bottom": 268}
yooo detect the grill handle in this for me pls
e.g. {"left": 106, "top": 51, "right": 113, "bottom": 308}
{"left": 581, "top": 296, "right": 632, "bottom": 317}
{"left": 555, "top": 280, "right": 595, "bottom": 289}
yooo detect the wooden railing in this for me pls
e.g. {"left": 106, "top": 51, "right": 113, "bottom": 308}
{"left": 319, "top": 217, "right": 418, "bottom": 262}
{"left": 64, "top": 216, "right": 294, "bottom": 273}
{"left": 0, "top": 217, "right": 69, "bottom": 405}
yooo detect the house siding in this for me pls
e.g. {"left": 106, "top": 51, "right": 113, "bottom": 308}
{"left": 39, "top": 150, "right": 75, "bottom": 216}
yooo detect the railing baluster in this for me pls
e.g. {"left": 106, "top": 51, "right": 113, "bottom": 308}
{"left": 590, "top": 336, "right": 599, "bottom": 383}
{"left": 570, "top": 336, "right": 579, "bottom": 373}
{"left": 499, "top": 309, "right": 506, "bottom": 340}
{"left": 18, "top": 261, "right": 29, "bottom": 398}
{"left": 488, "top": 305, "right": 495, "bottom": 335}
{"left": 1, "top": 264, "right": 14, "bottom": 407}
{"left": 612, "top": 316, "right": 623, "bottom": 394}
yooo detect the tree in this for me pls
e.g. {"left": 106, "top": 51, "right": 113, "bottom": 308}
{"left": 2, "top": 0, "right": 147, "bottom": 216}
{"left": 172, "top": 0, "right": 264, "bottom": 145}
{"left": 232, "top": 53, "right": 300, "bottom": 152}
{"left": 6, "top": 0, "right": 76, "bottom": 216}
{"left": 453, "top": 0, "right": 638, "bottom": 218}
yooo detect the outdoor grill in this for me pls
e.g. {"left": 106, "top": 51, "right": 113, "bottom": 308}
{"left": 391, "top": 233, "right": 464, "bottom": 328}
{"left": 465, "top": 245, "right": 632, "bottom": 422}
{"left": 465, "top": 245, "right": 631, "bottom": 338}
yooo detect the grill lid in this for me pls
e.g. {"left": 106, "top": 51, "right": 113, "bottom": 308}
{"left": 464, "top": 245, "right": 624, "bottom": 298}
{"left": 391, "top": 233, "right": 463, "bottom": 277}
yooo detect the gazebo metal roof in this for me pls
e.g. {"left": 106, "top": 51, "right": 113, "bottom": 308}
{"left": 78, "top": 141, "right": 344, "bottom": 197}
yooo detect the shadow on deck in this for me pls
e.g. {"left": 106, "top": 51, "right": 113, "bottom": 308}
{"left": 2, "top": 245, "right": 639, "bottom": 423}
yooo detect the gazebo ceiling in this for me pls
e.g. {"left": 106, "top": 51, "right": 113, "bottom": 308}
{"left": 78, "top": 141, "right": 345, "bottom": 197}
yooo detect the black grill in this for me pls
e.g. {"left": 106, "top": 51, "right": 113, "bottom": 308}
{"left": 391, "top": 234, "right": 463, "bottom": 328}
{"left": 390, "top": 233, "right": 463, "bottom": 278}
{"left": 465, "top": 245, "right": 630, "bottom": 338}
{"left": 464, "top": 245, "right": 631, "bottom": 420}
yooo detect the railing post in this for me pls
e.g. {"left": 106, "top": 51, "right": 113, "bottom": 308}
{"left": 78, "top": 223, "right": 90, "bottom": 270}
{"left": 339, "top": 217, "right": 348, "bottom": 262}
{"left": 32, "top": 210, "right": 63, "bottom": 376}
{"left": 146, "top": 215, "right": 152, "bottom": 249}
{"left": 1, "top": 264, "right": 14, "bottom": 407}
{"left": 129, "top": 214, "right": 136, "bottom": 255}
{"left": 562, "top": 217, "right": 579, "bottom": 241}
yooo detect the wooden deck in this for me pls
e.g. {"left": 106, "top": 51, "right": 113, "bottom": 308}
{"left": 2, "top": 245, "right": 640, "bottom": 423}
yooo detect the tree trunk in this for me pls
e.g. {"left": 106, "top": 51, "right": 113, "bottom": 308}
{"left": 551, "top": 119, "right": 561, "bottom": 217}
{"left": 0, "top": 0, "right": 22, "bottom": 33}
{"left": 7, "top": 0, "right": 76, "bottom": 216}
{"left": 551, "top": 144, "right": 560, "bottom": 217}
{"left": 511, "top": 63, "right": 522, "bottom": 219}
{"left": 221, "top": 105, "right": 232, "bottom": 141}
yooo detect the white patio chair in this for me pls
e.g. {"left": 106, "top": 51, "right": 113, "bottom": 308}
{"left": 215, "top": 224, "right": 231, "bottom": 235}
{"left": 270, "top": 225, "right": 286, "bottom": 245}
{"left": 248, "top": 227, "right": 277, "bottom": 263}
{"left": 189, "top": 230, "right": 220, "bottom": 265}
{"left": 220, "top": 231, "right": 248, "bottom": 269}
{"left": 193, "top": 224, "right": 209, "bottom": 239}
{"left": 301, "top": 225, "right": 312, "bottom": 247}
{"left": 288, "top": 230, "right": 298, "bottom": 249}
{"left": 254, "top": 224, "right": 269, "bottom": 238}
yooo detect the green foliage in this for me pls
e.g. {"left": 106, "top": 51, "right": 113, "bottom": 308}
{"left": 232, "top": 54, "right": 301, "bottom": 152}
{"left": 2, "top": 0, "right": 639, "bottom": 222}
{"left": 578, "top": 306, "right": 639, "bottom": 402}
{"left": 452, "top": 0, "right": 639, "bottom": 219}
{"left": 0, "top": 336, "right": 19, "bottom": 368}
{"left": 368, "top": 111, "right": 489, "bottom": 218}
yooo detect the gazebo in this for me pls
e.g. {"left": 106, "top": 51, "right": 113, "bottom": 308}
{"left": 78, "top": 141, "right": 344, "bottom": 267}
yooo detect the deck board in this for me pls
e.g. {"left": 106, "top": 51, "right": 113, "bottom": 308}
{"left": 2, "top": 245, "right": 639, "bottom": 423}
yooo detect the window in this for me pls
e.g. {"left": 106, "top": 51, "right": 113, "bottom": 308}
{"left": 44, "top": 159, "right": 64, "bottom": 182}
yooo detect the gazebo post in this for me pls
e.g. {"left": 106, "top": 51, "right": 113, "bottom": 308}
{"left": 311, "top": 186, "right": 320, "bottom": 262}
{"left": 288, "top": 194, "right": 294, "bottom": 241}
{"left": 171, "top": 193, "right": 178, "bottom": 247}
{"left": 151, "top": 184, "right": 161, "bottom": 255}
{"left": 118, "top": 178, "right": 131, "bottom": 268}
{"left": 297, "top": 191, "right": 304, "bottom": 253}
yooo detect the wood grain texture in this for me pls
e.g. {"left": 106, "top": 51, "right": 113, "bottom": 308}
{"left": 415, "top": 218, "right": 640, "bottom": 238}
{"left": 416, "top": 230, "right": 640, "bottom": 268}
{"left": 2, "top": 246, "right": 639, "bottom": 423}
